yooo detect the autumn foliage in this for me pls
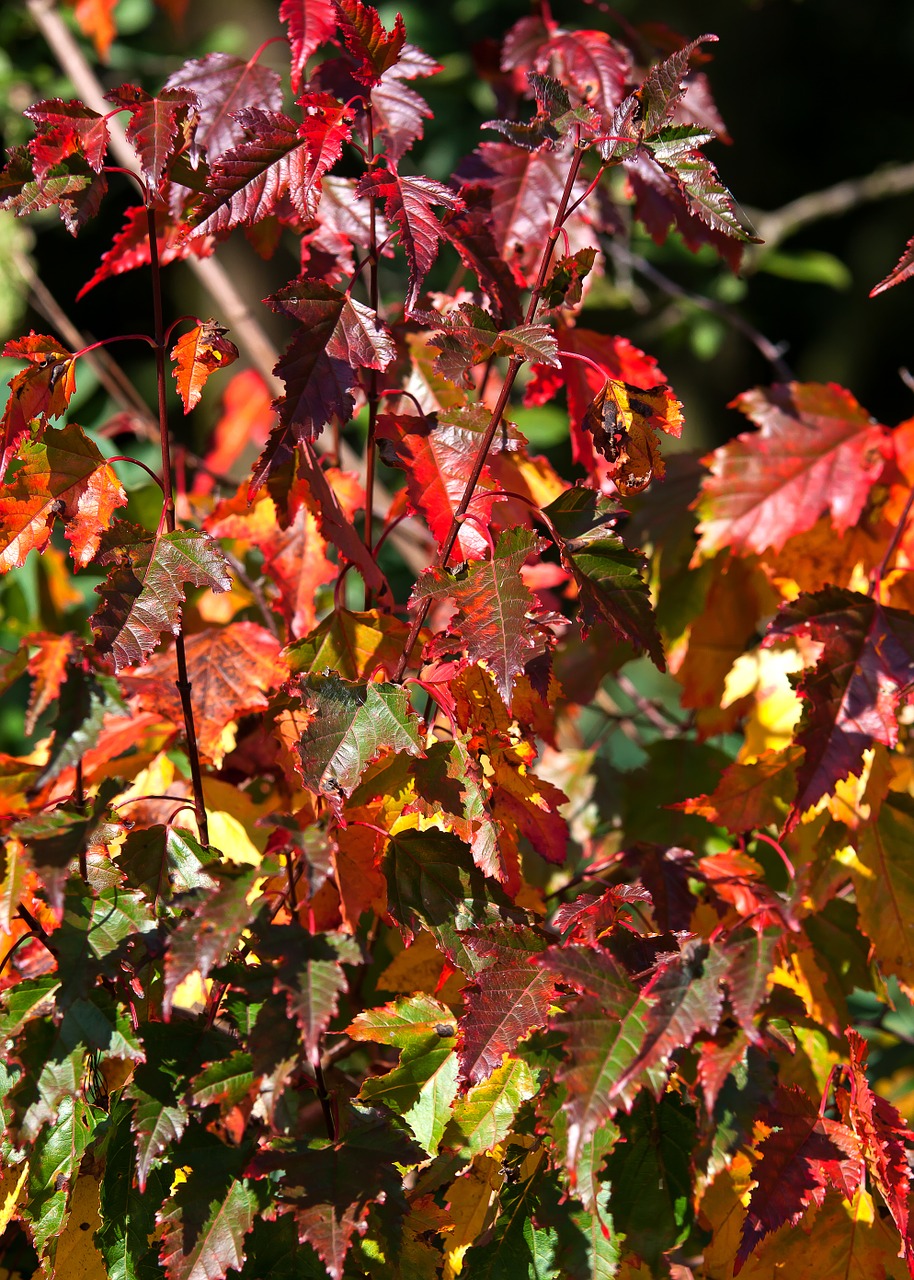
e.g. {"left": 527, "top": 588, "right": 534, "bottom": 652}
{"left": 1, "top": 2, "right": 914, "bottom": 1278}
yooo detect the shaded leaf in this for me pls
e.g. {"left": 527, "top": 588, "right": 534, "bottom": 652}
{"left": 765, "top": 588, "right": 914, "bottom": 826}
{"left": 165, "top": 52, "right": 283, "bottom": 161}
{"left": 545, "top": 486, "right": 664, "bottom": 666}
{"left": 91, "top": 529, "right": 232, "bottom": 671}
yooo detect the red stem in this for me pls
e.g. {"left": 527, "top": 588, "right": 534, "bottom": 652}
{"left": 392, "top": 143, "right": 588, "bottom": 683}
{"left": 146, "top": 205, "right": 209, "bottom": 848}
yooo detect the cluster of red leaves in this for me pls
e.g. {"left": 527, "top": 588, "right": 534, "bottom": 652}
{"left": 0, "top": 4, "right": 913, "bottom": 1280}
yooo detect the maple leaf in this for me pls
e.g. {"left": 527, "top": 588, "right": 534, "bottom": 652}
{"left": 91, "top": 528, "right": 232, "bottom": 671}
{"left": 1, "top": 334, "right": 79, "bottom": 475}
{"left": 104, "top": 85, "right": 198, "bottom": 191}
{"left": 24, "top": 99, "right": 109, "bottom": 177}
{"left": 327, "top": 296, "right": 396, "bottom": 372}
{"left": 376, "top": 405, "right": 520, "bottom": 560}
{"left": 170, "top": 319, "right": 238, "bottom": 414}
{"left": 270, "top": 927, "right": 361, "bottom": 1065}
{"left": 764, "top": 588, "right": 914, "bottom": 826}
{"left": 545, "top": 486, "right": 665, "bottom": 666}
{"left": 368, "top": 43, "right": 440, "bottom": 163}
{"left": 463, "top": 141, "right": 598, "bottom": 288}
{"left": 695, "top": 383, "right": 890, "bottom": 560}
{"left": 280, "top": 0, "right": 338, "bottom": 93}
{"left": 165, "top": 52, "right": 283, "bottom": 162}
{"left": 538, "top": 30, "right": 631, "bottom": 123}
{"left": 852, "top": 789, "right": 914, "bottom": 993}
{"left": 249, "top": 1107, "right": 425, "bottom": 1280}
{"left": 0, "top": 145, "right": 104, "bottom": 236}
{"left": 539, "top": 944, "right": 666, "bottom": 1174}
{"left": 457, "top": 925, "right": 559, "bottom": 1086}
{"left": 287, "top": 608, "right": 411, "bottom": 681}
{"left": 872, "top": 231, "right": 914, "bottom": 297}
{"left": 382, "top": 827, "right": 515, "bottom": 971}
{"left": 582, "top": 377, "right": 684, "bottom": 495}
{"left": 77, "top": 202, "right": 212, "bottom": 300}
{"left": 334, "top": 0, "right": 406, "bottom": 85}
{"left": 157, "top": 1142, "right": 265, "bottom": 1280}
{"left": 836, "top": 1028, "right": 914, "bottom": 1270}
{"left": 413, "top": 528, "right": 549, "bottom": 706}
{"left": 721, "top": 926, "right": 782, "bottom": 1041}
{"left": 125, "top": 622, "right": 285, "bottom": 763}
{"left": 678, "top": 747, "right": 803, "bottom": 834}
{"left": 736, "top": 1085, "right": 865, "bottom": 1269}
{"left": 295, "top": 673, "right": 424, "bottom": 803}
{"left": 356, "top": 166, "right": 462, "bottom": 313}
{"left": 0, "top": 421, "right": 126, "bottom": 571}
{"left": 258, "top": 487, "right": 339, "bottom": 640}
{"left": 189, "top": 101, "right": 351, "bottom": 239}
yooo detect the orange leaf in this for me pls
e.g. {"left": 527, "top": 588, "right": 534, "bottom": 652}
{"left": 25, "top": 632, "right": 78, "bottom": 735}
{"left": 193, "top": 370, "right": 274, "bottom": 495}
{"left": 170, "top": 319, "right": 239, "bottom": 414}
{"left": 0, "top": 422, "right": 126, "bottom": 570}
{"left": 1, "top": 334, "right": 77, "bottom": 474}
{"left": 64, "top": 0, "right": 118, "bottom": 60}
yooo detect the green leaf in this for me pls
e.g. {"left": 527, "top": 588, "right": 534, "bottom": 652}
{"left": 382, "top": 828, "right": 515, "bottom": 970}
{"left": 270, "top": 927, "right": 361, "bottom": 1064}
{"left": 91, "top": 528, "right": 232, "bottom": 671}
{"left": 35, "top": 665, "right": 128, "bottom": 787}
{"left": 545, "top": 487, "right": 664, "bottom": 667}
{"left": 296, "top": 673, "right": 424, "bottom": 802}
{"left": 0, "top": 975, "right": 60, "bottom": 1038}
{"left": 445, "top": 1057, "right": 538, "bottom": 1159}
{"left": 96, "top": 1101, "right": 164, "bottom": 1280}
{"left": 189, "top": 1052, "right": 256, "bottom": 1110}
{"left": 286, "top": 608, "right": 412, "bottom": 681}
{"left": 461, "top": 1162, "right": 558, "bottom": 1280}
{"left": 603, "top": 1092, "right": 696, "bottom": 1268}
{"left": 24, "top": 1094, "right": 98, "bottom": 1256}
{"left": 116, "top": 824, "right": 218, "bottom": 901}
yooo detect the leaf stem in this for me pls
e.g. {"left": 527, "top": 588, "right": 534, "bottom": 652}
{"left": 393, "top": 142, "right": 588, "bottom": 682}
{"left": 146, "top": 204, "right": 209, "bottom": 847}
{"left": 364, "top": 102, "right": 380, "bottom": 598}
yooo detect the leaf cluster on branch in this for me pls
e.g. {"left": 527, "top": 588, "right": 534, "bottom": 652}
{"left": 0, "top": 2, "right": 913, "bottom": 1278}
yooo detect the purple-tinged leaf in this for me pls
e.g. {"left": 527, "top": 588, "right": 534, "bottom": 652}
{"left": 457, "top": 924, "right": 558, "bottom": 1086}
{"left": 356, "top": 166, "right": 462, "bottom": 313}
{"left": 91, "top": 528, "right": 231, "bottom": 671}
{"left": 764, "top": 588, "right": 914, "bottom": 827}
{"left": 296, "top": 674, "right": 424, "bottom": 802}
{"left": 538, "top": 30, "right": 631, "bottom": 122}
{"left": 327, "top": 296, "right": 396, "bottom": 371}
{"left": 273, "top": 929, "right": 361, "bottom": 1065}
{"left": 440, "top": 185, "right": 524, "bottom": 326}
{"left": 638, "top": 35, "right": 717, "bottom": 136}
{"left": 412, "top": 528, "right": 550, "bottom": 707}
{"left": 736, "top": 1086, "right": 864, "bottom": 1269}
{"left": 723, "top": 926, "right": 781, "bottom": 1040}
{"left": 158, "top": 1168, "right": 264, "bottom": 1280}
{"left": 165, "top": 52, "right": 283, "bottom": 161}
{"left": 104, "top": 84, "right": 198, "bottom": 190}
{"left": 545, "top": 486, "right": 665, "bottom": 666}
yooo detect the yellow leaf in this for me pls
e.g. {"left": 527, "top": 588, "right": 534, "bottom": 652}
{"left": 699, "top": 1154, "right": 754, "bottom": 1280}
{"left": 442, "top": 1155, "right": 503, "bottom": 1278}
{"left": 376, "top": 930, "right": 464, "bottom": 1004}
{"left": 36, "top": 1172, "right": 106, "bottom": 1280}
{"left": 723, "top": 647, "right": 803, "bottom": 760}
{"left": 738, "top": 1189, "right": 907, "bottom": 1279}
{"left": 0, "top": 1163, "right": 27, "bottom": 1236}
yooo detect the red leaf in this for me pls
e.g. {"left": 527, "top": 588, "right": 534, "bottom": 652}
{"left": 104, "top": 84, "right": 198, "bottom": 190}
{"left": 327, "top": 297, "right": 396, "bottom": 372}
{"left": 553, "top": 884, "right": 653, "bottom": 945}
{"left": 440, "top": 185, "right": 524, "bottom": 326}
{"left": 77, "top": 202, "right": 212, "bottom": 300}
{"left": 678, "top": 747, "right": 803, "bottom": 834}
{"left": 0, "top": 421, "right": 126, "bottom": 571}
{"left": 125, "top": 622, "right": 286, "bottom": 763}
{"left": 280, "top": 0, "right": 338, "bottom": 94}
{"left": 24, "top": 99, "right": 109, "bottom": 177}
{"left": 538, "top": 30, "right": 631, "bottom": 122}
{"left": 736, "top": 1086, "right": 865, "bottom": 1270}
{"left": 872, "top": 232, "right": 914, "bottom": 297}
{"left": 165, "top": 52, "right": 283, "bottom": 161}
{"left": 765, "top": 589, "right": 914, "bottom": 827}
{"left": 334, "top": 0, "right": 406, "bottom": 85}
{"left": 170, "top": 319, "right": 239, "bottom": 414}
{"left": 356, "top": 167, "right": 462, "bottom": 313}
{"left": 260, "top": 480, "right": 339, "bottom": 638}
{"left": 1, "top": 334, "right": 78, "bottom": 473}
{"left": 413, "top": 527, "right": 550, "bottom": 707}
{"left": 190, "top": 100, "right": 351, "bottom": 239}
{"left": 837, "top": 1028, "right": 914, "bottom": 1269}
{"left": 457, "top": 925, "right": 559, "bottom": 1086}
{"left": 192, "top": 369, "right": 275, "bottom": 495}
{"left": 695, "top": 383, "right": 890, "bottom": 560}
{"left": 376, "top": 406, "right": 519, "bottom": 560}
{"left": 722, "top": 926, "right": 781, "bottom": 1042}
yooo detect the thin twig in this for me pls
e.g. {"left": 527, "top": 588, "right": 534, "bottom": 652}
{"left": 870, "top": 485, "right": 914, "bottom": 599}
{"left": 745, "top": 161, "right": 914, "bottom": 256}
{"left": 610, "top": 242, "right": 794, "bottom": 381}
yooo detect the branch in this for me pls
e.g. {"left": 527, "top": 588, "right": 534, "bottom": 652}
{"left": 610, "top": 242, "right": 794, "bottom": 382}
{"left": 745, "top": 161, "right": 914, "bottom": 255}
{"left": 24, "top": 0, "right": 432, "bottom": 575}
